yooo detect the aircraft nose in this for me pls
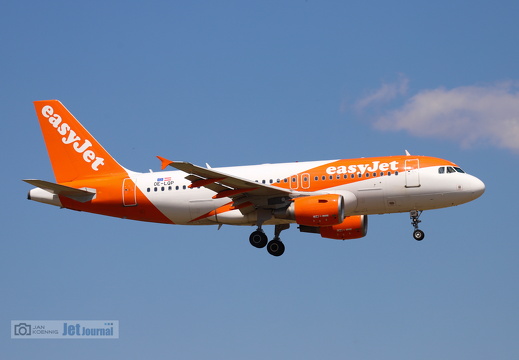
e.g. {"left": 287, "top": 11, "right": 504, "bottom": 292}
{"left": 466, "top": 175, "right": 485, "bottom": 200}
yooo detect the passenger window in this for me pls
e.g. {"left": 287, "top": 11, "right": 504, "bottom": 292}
{"left": 351, "top": 174, "right": 355, "bottom": 179}
{"left": 168, "top": 186, "right": 172, "bottom": 190}
{"left": 395, "top": 171, "right": 399, "bottom": 175}
{"left": 366, "top": 173, "right": 370, "bottom": 177}
{"left": 284, "top": 178, "right": 288, "bottom": 183}
{"left": 344, "top": 174, "right": 348, "bottom": 179}
{"left": 161, "top": 187, "right": 165, "bottom": 191}
{"left": 314, "top": 176, "right": 319, "bottom": 181}
{"left": 262, "top": 180, "right": 266, "bottom": 184}
{"left": 358, "top": 173, "right": 362, "bottom": 178}
{"left": 329, "top": 175, "right": 333, "bottom": 180}
{"left": 176, "top": 186, "right": 179, "bottom": 190}
{"left": 154, "top": 187, "right": 158, "bottom": 192}
{"left": 322, "top": 176, "right": 326, "bottom": 180}
{"left": 269, "top": 179, "right": 273, "bottom": 184}
{"left": 183, "top": 185, "right": 187, "bottom": 189}
{"left": 147, "top": 188, "right": 150, "bottom": 192}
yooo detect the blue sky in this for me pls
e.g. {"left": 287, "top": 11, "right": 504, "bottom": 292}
{"left": 2, "top": 1, "right": 518, "bottom": 358}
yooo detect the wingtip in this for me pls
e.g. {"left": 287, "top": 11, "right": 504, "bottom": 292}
{"left": 157, "top": 156, "right": 173, "bottom": 170}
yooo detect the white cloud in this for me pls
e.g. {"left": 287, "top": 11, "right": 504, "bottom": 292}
{"left": 354, "top": 74, "right": 409, "bottom": 111}
{"left": 357, "top": 80, "right": 519, "bottom": 152}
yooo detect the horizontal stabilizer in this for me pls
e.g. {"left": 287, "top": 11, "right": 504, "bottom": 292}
{"left": 23, "top": 179, "right": 96, "bottom": 203}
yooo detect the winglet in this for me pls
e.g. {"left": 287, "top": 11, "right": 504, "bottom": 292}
{"left": 157, "top": 156, "right": 174, "bottom": 170}
{"left": 405, "top": 150, "right": 411, "bottom": 156}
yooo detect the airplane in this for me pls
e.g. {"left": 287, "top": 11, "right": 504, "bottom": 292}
{"left": 24, "top": 100, "right": 485, "bottom": 256}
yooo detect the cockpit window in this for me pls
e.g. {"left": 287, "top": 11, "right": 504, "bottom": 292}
{"left": 439, "top": 166, "right": 466, "bottom": 174}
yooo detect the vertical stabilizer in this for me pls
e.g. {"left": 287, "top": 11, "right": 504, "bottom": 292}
{"left": 33, "top": 100, "right": 126, "bottom": 183}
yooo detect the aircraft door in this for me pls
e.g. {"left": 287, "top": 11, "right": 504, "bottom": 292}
{"left": 301, "top": 173, "right": 310, "bottom": 189}
{"left": 405, "top": 159, "right": 420, "bottom": 188}
{"left": 122, "top": 178, "right": 137, "bottom": 206}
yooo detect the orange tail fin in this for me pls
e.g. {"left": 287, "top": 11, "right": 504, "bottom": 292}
{"left": 34, "top": 100, "right": 126, "bottom": 183}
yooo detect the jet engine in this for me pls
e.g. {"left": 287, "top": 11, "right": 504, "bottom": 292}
{"left": 273, "top": 194, "right": 345, "bottom": 226}
{"left": 299, "top": 215, "right": 368, "bottom": 240}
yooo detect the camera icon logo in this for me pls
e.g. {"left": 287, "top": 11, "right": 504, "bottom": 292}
{"left": 14, "top": 323, "right": 32, "bottom": 336}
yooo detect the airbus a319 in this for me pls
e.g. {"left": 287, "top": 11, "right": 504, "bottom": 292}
{"left": 24, "top": 100, "right": 485, "bottom": 256}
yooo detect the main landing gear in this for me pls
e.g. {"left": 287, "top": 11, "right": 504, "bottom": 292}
{"left": 410, "top": 210, "right": 425, "bottom": 241}
{"left": 249, "top": 224, "right": 289, "bottom": 256}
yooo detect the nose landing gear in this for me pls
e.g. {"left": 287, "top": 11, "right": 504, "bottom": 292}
{"left": 410, "top": 210, "right": 425, "bottom": 241}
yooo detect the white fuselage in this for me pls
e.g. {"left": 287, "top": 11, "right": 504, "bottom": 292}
{"left": 126, "top": 160, "right": 485, "bottom": 226}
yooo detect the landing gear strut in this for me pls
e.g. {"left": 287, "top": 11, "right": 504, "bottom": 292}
{"left": 267, "top": 224, "right": 289, "bottom": 256}
{"left": 410, "top": 210, "right": 425, "bottom": 241}
{"left": 249, "top": 224, "right": 289, "bottom": 256}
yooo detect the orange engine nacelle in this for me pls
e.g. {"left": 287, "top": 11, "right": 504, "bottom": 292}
{"left": 299, "top": 215, "right": 368, "bottom": 240}
{"left": 320, "top": 215, "right": 368, "bottom": 240}
{"left": 274, "top": 194, "right": 345, "bottom": 226}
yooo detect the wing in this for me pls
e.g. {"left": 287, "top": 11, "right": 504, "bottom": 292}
{"left": 157, "top": 156, "right": 296, "bottom": 212}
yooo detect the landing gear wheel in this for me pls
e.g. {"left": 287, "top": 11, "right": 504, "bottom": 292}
{"left": 249, "top": 230, "right": 268, "bottom": 248}
{"left": 410, "top": 210, "right": 425, "bottom": 241}
{"left": 267, "top": 239, "right": 285, "bottom": 256}
{"left": 413, "top": 229, "right": 425, "bottom": 241}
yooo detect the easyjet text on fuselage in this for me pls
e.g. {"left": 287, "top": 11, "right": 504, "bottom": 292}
{"left": 326, "top": 160, "right": 399, "bottom": 175}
